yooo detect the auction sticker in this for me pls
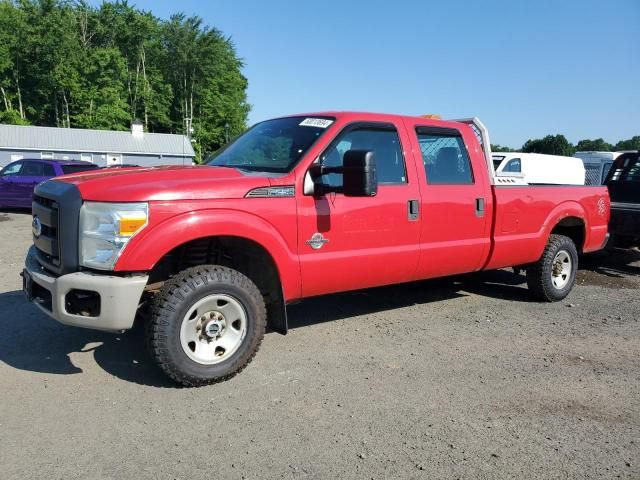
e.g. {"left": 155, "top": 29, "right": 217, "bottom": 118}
{"left": 299, "top": 118, "right": 334, "bottom": 128}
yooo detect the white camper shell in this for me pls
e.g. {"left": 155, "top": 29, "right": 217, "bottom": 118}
{"left": 491, "top": 152, "right": 586, "bottom": 186}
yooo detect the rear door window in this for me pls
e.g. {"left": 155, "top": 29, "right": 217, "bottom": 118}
{"left": 415, "top": 127, "right": 474, "bottom": 184}
{"left": 42, "top": 163, "right": 56, "bottom": 176}
{"left": 21, "top": 161, "right": 44, "bottom": 176}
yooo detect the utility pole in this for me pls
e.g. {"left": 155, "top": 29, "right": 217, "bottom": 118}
{"left": 184, "top": 117, "right": 194, "bottom": 140}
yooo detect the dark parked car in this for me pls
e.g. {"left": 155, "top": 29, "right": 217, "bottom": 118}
{"left": 605, "top": 151, "right": 640, "bottom": 248}
{"left": 0, "top": 159, "right": 99, "bottom": 209}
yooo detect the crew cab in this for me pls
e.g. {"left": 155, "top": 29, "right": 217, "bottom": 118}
{"left": 22, "top": 112, "right": 610, "bottom": 386}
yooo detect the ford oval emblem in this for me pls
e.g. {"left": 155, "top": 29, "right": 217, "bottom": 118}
{"left": 32, "top": 216, "right": 42, "bottom": 238}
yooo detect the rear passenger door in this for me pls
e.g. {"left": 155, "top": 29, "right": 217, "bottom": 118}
{"left": 406, "top": 123, "right": 490, "bottom": 279}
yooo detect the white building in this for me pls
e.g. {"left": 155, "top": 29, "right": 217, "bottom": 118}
{"left": 0, "top": 121, "right": 195, "bottom": 168}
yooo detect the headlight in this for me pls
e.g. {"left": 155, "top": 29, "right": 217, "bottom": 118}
{"left": 79, "top": 202, "right": 148, "bottom": 270}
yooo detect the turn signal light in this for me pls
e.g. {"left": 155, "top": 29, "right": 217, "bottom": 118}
{"left": 119, "top": 217, "right": 147, "bottom": 236}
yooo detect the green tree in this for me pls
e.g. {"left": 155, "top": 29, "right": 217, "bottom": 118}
{"left": 521, "top": 134, "right": 575, "bottom": 156}
{"left": 74, "top": 48, "right": 130, "bottom": 130}
{"left": 614, "top": 136, "right": 640, "bottom": 151}
{"left": 491, "top": 144, "right": 514, "bottom": 152}
{"left": 0, "top": 0, "right": 249, "bottom": 158}
{"left": 0, "top": 0, "right": 27, "bottom": 122}
{"left": 163, "top": 13, "right": 249, "bottom": 159}
{"left": 574, "top": 138, "right": 612, "bottom": 152}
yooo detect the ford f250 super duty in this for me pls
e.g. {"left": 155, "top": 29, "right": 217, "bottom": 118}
{"left": 22, "top": 112, "right": 610, "bottom": 386}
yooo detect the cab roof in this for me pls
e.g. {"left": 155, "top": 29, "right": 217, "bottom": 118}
{"left": 278, "top": 111, "right": 470, "bottom": 129}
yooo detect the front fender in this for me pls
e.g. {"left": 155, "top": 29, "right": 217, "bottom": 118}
{"left": 114, "top": 208, "right": 301, "bottom": 301}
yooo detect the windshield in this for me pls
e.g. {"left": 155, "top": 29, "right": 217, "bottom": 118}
{"left": 206, "top": 116, "right": 334, "bottom": 173}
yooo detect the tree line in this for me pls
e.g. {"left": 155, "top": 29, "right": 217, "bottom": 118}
{"left": 0, "top": 0, "right": 250, "bottom": 160}
{"left": 492, "top": 134, "right": 640, "bottom": 156}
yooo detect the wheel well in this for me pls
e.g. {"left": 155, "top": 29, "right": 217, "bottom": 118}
{"left": 147, "top": 236, "right": 287, "bottom": 334}
{"left": 551, "top": 217, "right": 585, "bottom": 252}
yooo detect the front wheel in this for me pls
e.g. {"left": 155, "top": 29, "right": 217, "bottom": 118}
{"left": 526, "top": 234, "right": 578, "bottom": 302}
{"left": 147, "top": 265, "right": 266, "bottom": 387}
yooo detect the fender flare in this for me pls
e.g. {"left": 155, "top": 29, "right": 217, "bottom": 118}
{"left": 539, "top": 200, "right": 588, "bottom": 251}
{"left": 114, "top": 208, "right": 301, "bottom": 302}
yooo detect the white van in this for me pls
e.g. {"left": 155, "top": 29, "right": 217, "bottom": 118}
{"left": 491, "top": 152, "right": 585, "bottom": 185}
{"left": 573, "top": 151, "right": 623, "bottom": 185}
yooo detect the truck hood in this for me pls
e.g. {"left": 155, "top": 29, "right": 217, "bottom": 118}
{"left": 56, "top": 165, "right": 276, "bottom": 202}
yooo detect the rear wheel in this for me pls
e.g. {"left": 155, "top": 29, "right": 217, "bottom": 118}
{"left": 526, "top": 234, "right": 578, "bottom": 302}
{"left": 147, "top": 265, "right": 266, "bottom": 387}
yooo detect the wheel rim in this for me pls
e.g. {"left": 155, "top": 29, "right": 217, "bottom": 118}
{"left": 551, "top": 250, "right": 572, "bottom": 289}
{"left": 179, "top": 294, "right": 247, "bottom": 365}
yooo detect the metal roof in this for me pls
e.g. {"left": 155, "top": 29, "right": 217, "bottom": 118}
{"left": 0, "top": 124, "right": 195, "bottom": 157}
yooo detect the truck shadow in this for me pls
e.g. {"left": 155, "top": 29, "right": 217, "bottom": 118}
{"left": 0, "top": 290, "right": 175, "bottom": 388}
{"left": 579, "top": 248, "right": 640, "bottom": 278}
{"left": 10, "top": 253, "right": 629, "bottom": 387}
{"left": 287, "top": 270, "right": 532, "bottom": 330}
{"left": 0, "top": 271, "right": 535, "bottom": 387}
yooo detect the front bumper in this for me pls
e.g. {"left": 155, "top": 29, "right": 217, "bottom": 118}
{"left": 23, "top": 246, "right": 148, "bottom": 332}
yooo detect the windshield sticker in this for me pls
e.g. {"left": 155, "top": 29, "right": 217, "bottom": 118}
{"left": 299, "top": 118, "right": 334, "bottom": 128}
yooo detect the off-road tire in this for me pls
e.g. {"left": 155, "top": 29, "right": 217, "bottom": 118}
{"left": 147, "top": 265, "right": 266, "bottom": 387}
{"left": 526, "top": 234, "right": 578, "bottom": 302}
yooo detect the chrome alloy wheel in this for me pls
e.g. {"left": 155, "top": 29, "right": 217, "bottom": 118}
{"left": 179, "top": 294, "right": 247, "bottom": 365}
{"left": 551, "top": 250, "right": 572, "bottom": 289}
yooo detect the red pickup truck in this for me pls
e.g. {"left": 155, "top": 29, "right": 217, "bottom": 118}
{"left": 23, "top": 112, "right": 610, "bottom": 386}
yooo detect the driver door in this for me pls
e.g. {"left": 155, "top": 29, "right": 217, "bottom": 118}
{"left": 297, "top": 121, "right": 422, "bottom": 297}
{"left": 0, "top": 161, "right": 24, "bottom": 207}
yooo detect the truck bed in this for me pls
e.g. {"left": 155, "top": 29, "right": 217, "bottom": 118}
{"left": 485, "top": 185, "right": 609, "bottom": 270}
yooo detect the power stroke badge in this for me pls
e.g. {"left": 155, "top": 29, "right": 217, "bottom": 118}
{"left": 305, "top": 233, "right": 329, "bottom": 250}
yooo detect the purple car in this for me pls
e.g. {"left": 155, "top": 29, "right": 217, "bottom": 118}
{"left": 0, "top": 159, "right": 99, "bottom": 209}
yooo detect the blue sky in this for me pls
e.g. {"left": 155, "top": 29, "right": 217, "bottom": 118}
{"left": 95, "top": 0, "right": 639, "bottom": 147}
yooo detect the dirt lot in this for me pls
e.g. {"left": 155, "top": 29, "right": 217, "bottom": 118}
{"left": 0, "top": 211, "right": 638, "bottom": 479}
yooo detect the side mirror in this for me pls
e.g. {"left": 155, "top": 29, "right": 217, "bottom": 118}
{"left": 306, "top": 150, "right": 378, "bottom": 197}
{"left": 342, "top": 150, "right": 377, "bottom": 197}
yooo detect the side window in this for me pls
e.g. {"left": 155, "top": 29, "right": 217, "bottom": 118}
{"left": 416, "top": 128, "right": 474, "bottom": 185}
{"left": 42, "top": 163, "right": 56, "bottom": 176}
{"left": 601, "top": 162, "right": 613, "bottom": 184}
{"left": 1, "top": 161, "right": 23, "bottom": 176}
{"left": 320, "top": 126, "right": 406, "bottom": 187}
{"left": 503, "top": 158, "right": 521, "bottom": 173}
{"left": 21, "top": 161, "right": 44, "bottom": 176}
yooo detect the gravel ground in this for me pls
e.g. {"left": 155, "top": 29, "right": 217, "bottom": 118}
{"left": 0, "top": 211, "right": 638, "bottom": 479}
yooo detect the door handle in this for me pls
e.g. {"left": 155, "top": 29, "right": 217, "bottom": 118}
{"left": 475, "top": 198, "right": 485, "bottom": 217}
{"left": 408, "top": 199, "right": 419, "bottom": 221}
